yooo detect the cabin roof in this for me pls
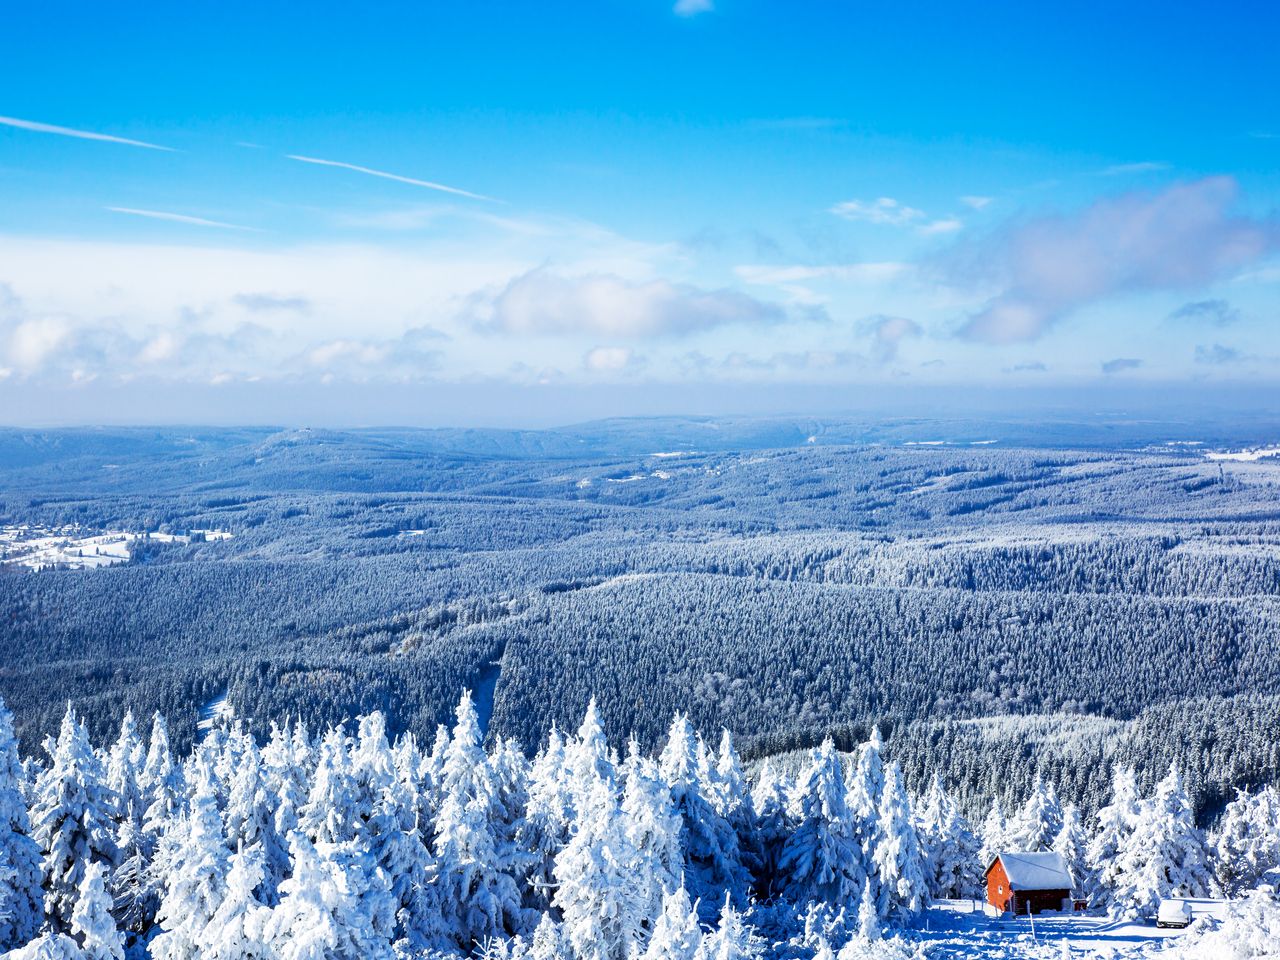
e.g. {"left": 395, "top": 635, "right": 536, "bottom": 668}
{"left": 985, "top": 851, "right": 1073, "bottom": 891}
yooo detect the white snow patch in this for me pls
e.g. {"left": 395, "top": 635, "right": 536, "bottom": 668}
{"left": 197, "top": 691, "right": 233, "bottom": 735}
{"left": 1205, "top": 446, "right": 1280, "bottom": 462}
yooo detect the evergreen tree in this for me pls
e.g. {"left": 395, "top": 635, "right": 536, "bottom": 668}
{"left": 265, "top": 831, "right": 394, "bottom": 960}
{"left": 200, "top": 843, "right": 272, "bottom": 960}
{"left": 70, "top": 862, "right": 123, "bottom": 960}
{"left": 104, "top": 713, "right": 144, "bottom": 830}
{"left": 776, "top": 738, "right": 864, "bottom": 908}
{"left": 1110, "top": 768, "right": 1214, "bottom": 919}
{"left": 659, "top": 715, "right": 746, "bottom": 905}
{"left": 1086, "top": 767, "right": 1140, "bottom": 909}
{"left": 0, "top": 698, "right": 43, "bottom": 948}
{"left": 553, "top": 777, "right": 645, "bottom": 960}
{"left": 871, "top": 763, "right": 927, "bottom": 922}
{"left": 434, "top": 690, "right": 529, "bottom": 948}
{"left": 150, "top": 756, "right": 231, "bottom": 960}
{"left": 30, "top": 706, "right": 117, "bottom": 934}
{"left": 1212, "top": 787, "right": 1280, "bottom": 897}
{"left": 1052, "top": 805, "right": 1091, "bottom": 898}
{"left": 522, "top": 725, "right": 571, "bottom": 910}
{"left": 845, "top": 730, "right": 886, "bottom": 909}
{"left": 749, "top": 761, "right": 790, "bottom": 900}
{"left": 917, "top": 774, "right": 980, "bottom": 900}
{"left": 641, "top": 885, "right": 703, "bottom": 960}
{"left": 622, "top": 746, "right": 683, "bottom": 929}
{"left": 696, "top": 892, "right": 763, "bottom": 960}
{"left": 1006, "top": 776, "right": 1063, "bottom": 853}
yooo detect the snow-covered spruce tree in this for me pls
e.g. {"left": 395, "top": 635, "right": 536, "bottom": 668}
{"left": 1109, "top": 767, "right": 1214, "bottom": 919}
{"left": 222, "top": 734, "right": 286, "bottom": 906}
{"left": 870, "top": 763, "right": 927, "bottom": 922}
{"left": 105, "top": 713, "right": 144, "bottom": 830}
{"left": 641, "top": 884, "right": 703, "bottom": 960}
{"left": 917, "top": 773, "right": 980, "bottom": 900}
{"left": 149, "top": 756, "right": 231, "bottom": 960}
{"left": 844, "top": 729, "right": 885, "bottom": 910}
{"left": 260, "top": 720, "right": 309, "bottom": 896}
{"left": 1085, "top": 766, "right": 1140, "bottom": 909}
{"left": 265, "top": 830, "right": 394, "bottom": 960}
{"left": 856, "top": 882, "right": 879, "bottom": 941}
{"left": 712, "top": 730, "right": 761, "bottom": 883}
{"left": 1052, "top": 805, "right": 1091, "bottom": 899}
{"left": 749, "top": 760, "right": 791, "bottom": 900}
{"left": 659, "top": 714, "right": 747, "bottom": 906}
{"left": 70, "top": 861, "right": 123, "bottom": 960}
{"left": 298, "top": 726, "right": 359, "bottom": 846}
{"left": 31, "top": 705, "right": 117, "bottom": 934}
{"left": 0, "top": 697, "right": 43, "bottom": 948}
{"left": 1212, "top": 786, "right": 1280, "bottom": 897}
{"left": 365, "top": 774, "right": 444, "bottom": 951}
{"left": 697, "top": 892, "right": 764, "bottom": 960}
{"left": 201, "top": 843, "right": 272, "bottom": 960}
{"left": 564, "top": 699, "right": 617, "bottom": 819}
{"left": 776, "top": 738, "right": 865, "bottom": 908}
{"left": 1005, "top": 775, "right": 1063, "bottom": 853}
{"left": 553, "top": 776, "right": 646, "bottom": 960}
{"left": 108, "top": 814, "right": 159, "bottom": 941}
{"left": 434, "top": 690, "right": 531, "bottom": 948}
{"left": 139, "top": 714, "right": 184, "bottom": 855}
{"left": 622, "top": 745, "right": 683, "bottom": 928}
{"left": 522, "top": 724, "right": 572, "bottom": 910}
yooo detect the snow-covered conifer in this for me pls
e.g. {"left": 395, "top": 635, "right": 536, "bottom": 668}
{"left": 434, "top": 690, "right": 530, "bottom": 947}
{"left": 553, "top": 777, "right": 645, "bottom": 960}
{"left": 1006, "top": 776, "right": 1063, "bottom": 853}
{"left": 104, "top": 714, "right": 143, "bottom": 830}
{"left": 622, "top": 747, "right": 683, "bottom": 926}
{"left": 265, "top": 831, "right": 394, "bottom": 960}
{"left": 200, "top": 843, "right": 273, "bottom": 960}
{"left": 642, "top": 884, "right": 703, "bottom": 960}
{"left": 1086, "top": 767, "right": 1140, "bottom": 908}
{"left": 150, "top": 756, "right": 231, "bottom": 960}
{"left": 0, "top": 698, "right": 43, "bottom": 948}
{"left": 696, "top": 892, "right": 763, "bottom": 960}
{"left": 1212, "top": 786, "right": 1280, "bottom": 897}
{"left": 871, "top": 763, "right": 927, "bottom": 922}
{"left": 70, "top": 862, "right": 122, "bottom": 960}
{"left": 31, "top": 706, "right": 117, "bottom": 933}
{"left": 1109, "top": 767, "right": 1213, "bottom": 919}
{"left": 659, "top": 714, "right": 746, "bottom": 905}
{"left": 776, "top": 738, "right": 864, "bottom": 908}
{"left": 1052, "top": 805, "right": 1091, "bottom": 898}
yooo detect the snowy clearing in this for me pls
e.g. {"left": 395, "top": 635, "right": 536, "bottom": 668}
{"left": 0, "top": 524, "right": 233, "bottom": 571}
{"left": 1205, "top": 447, "right": 1280, "bottom": 462}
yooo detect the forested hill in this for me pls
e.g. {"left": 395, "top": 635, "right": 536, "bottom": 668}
{"left": 1, "top": 420, "right": 1279, "bottom": 822}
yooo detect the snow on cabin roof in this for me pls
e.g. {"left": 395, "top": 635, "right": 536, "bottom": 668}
{"left": 986, "top": 852, "right": 1073, "bottom": 891}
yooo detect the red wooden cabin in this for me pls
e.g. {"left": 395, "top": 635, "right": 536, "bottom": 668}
{"left": 985, "top": 852, "right": 1073, "bottom": 915}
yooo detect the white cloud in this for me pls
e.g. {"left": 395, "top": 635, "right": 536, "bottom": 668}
{"left": 107, "top": 207, "right": 259, "bottom": 231}
{"left": 0, "top": 115, "right": 173, "bottom": 151}
{"left": 583, "top": 346, "right": 642, "bottom": 373}
{"left": 674, "top": 0, "right": 713, "bottom": 16}
{"left": 829, "top": 197, "right": 925, "bottom": 225}
{"left": 919, "top": 218, "right": 963, "bottom": 235}
{"left": 960, "top": 195, "right": 993, "bottom": 210}
{"left": 948, "top": 177, "right": 1280, "bottom": 343}
{"left": 287, "top": 154, "right": 498, "bottom": 202}
{"left": 480, "top": 268, "right": 784, "bottom": 337}
{"left": 859, "top": 314, "right": 923, "bottom": 362}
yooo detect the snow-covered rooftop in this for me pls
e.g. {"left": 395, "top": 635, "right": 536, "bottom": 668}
{"left": 987, "top": 851, "right": 1073, "bottom": 891}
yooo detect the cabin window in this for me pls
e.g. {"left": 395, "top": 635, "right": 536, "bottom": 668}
{"left": 998, "top": 885, "right": 1004, "bottom": 894}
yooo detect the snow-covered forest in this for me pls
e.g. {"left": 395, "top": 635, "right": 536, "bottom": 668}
{"left": 4, "top": 691, "right": 1279, "bottom": 960}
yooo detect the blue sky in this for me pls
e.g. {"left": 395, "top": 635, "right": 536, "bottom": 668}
{"left": 1, "top": 0, "right": 1278, "bottom": 426}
